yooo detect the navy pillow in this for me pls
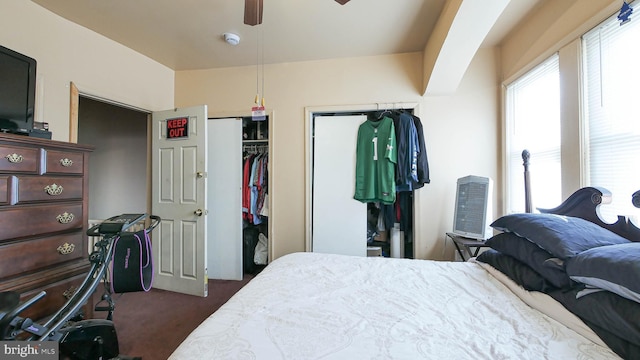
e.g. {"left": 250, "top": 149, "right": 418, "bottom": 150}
{"left": 565, "top": 242, "right": 640, "bottom": 304}
{"left": 476, "top": 249, "right": 553, "bottom": 292}
{"left": 490, "top": 213, "right": 630, "bottom": 259}
{"left": 485, "top": 232, "right": 572, "bottom": 289}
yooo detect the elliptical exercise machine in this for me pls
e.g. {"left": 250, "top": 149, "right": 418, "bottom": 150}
{"left": 0, "top": 213, "right": 160, "bottom": 360}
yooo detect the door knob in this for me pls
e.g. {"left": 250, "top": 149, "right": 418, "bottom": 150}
{"left": 197, "top": 172, "right": 204, "bottom": 178}
{"left": 194, "top": 209, "right": 203, "bottom": 216}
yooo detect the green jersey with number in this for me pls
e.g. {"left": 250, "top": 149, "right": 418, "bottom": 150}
{"left": 354, "top": 117, "right": 397, "bottom": 204}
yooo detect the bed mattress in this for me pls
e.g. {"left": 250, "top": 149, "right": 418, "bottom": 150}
{"left": 169, "top": 252, "right": 619, "bottom": 359}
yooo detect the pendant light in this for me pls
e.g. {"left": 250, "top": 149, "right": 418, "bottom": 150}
{"left": 251, "top": 19, "right": 266, "bottom": 120}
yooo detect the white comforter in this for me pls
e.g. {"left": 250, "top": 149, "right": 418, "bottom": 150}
{"left": 169, "top": 252, "right": 619, "bottom": 359}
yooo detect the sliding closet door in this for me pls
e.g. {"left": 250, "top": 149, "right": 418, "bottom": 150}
{"left": 207, "top": 118, "right": 243, "bottom": 280}
{"left": 312, "top": 115, "right": 367, "bottom": 256}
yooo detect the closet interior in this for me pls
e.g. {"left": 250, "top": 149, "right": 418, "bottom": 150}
{"left": 312, "top": 108, "right": 429, "bottom": 259}
{"left": 242, "top": 116, "right": 269, "bottom": 274}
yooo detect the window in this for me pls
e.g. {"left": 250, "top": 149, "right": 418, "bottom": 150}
{"left": 583, "top": 8, "right": 640, "bottom": 222}
{"left": 505, "top": 54, "right": 561, "bottom": 214}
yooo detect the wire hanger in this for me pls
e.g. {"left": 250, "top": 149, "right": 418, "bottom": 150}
{"left": 377, "top": 109, "right": 392, "bottom": 119}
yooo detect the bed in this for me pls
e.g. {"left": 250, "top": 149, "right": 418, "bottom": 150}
{"left": 169, "top": 187, "right": 640, "bottom": 359}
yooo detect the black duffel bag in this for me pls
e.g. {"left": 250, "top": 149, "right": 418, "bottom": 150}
{"left": 110, "top": 229, "right": 154, "bottom": 293}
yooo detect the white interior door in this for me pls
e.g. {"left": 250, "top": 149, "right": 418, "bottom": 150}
{"left": 151, "top": 105, "right": 208, "bottom": 297}
{"left": 312, "top": 115, "right": 367, "bottom": 256}
{"left": 207, "top": 118, "right": 243, "bottom": 280}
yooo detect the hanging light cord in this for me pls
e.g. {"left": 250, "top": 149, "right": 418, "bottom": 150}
{"left": 255, "top": 24, "right": 260, "bottom": 104}
{"left": 252, "top": 2, "right": 265, "bottom": 107}
{"left": 261, "top": 25, "right": 265, "bottom": 107}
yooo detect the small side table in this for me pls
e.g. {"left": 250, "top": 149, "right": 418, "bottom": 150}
{"left": 445, "top": 232, "right": 489, "bottom": 261}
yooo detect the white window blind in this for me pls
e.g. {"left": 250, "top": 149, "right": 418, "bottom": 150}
{"left": 583, "top": 5, "right": 640, "bottom": 223}
{"left": 505, "top": 54, "right": 561, "bottom": 213}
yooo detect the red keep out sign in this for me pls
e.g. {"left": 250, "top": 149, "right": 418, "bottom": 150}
{"left": 166, "top": 117, "right": 189, "bottom": 139}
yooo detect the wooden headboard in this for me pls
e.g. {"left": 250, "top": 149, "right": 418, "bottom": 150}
{"left": 521, "top": 149, "right": 640, "bottom": 242}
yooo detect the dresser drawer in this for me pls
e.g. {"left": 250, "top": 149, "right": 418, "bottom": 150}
{"left": 0, "top": 232, "right": 85, "bottom": 280}
{"left": 0, "top": 144, "right": 41, "bottom": 173}
{"left": 15, "top": 176, "right": 84, "bottom": 203}
{"left": 0, "top": 203, "right": 84, "bottom": 242}
{"left": 44, "top": 149, "right": 85, "bottom": 175}
{"left": 0, "top": 175, "right": 8, "bottom": 205}
{"left": 18, "top": 272, "right": 91, "bottom": 323}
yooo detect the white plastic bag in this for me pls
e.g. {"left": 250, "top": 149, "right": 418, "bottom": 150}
{"left": 254, "top": 233, "right": 268, "bottom": 265}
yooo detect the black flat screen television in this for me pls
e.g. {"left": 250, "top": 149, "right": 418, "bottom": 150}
{"left": 0, "top": 45, "right": 37, "bottom": 134}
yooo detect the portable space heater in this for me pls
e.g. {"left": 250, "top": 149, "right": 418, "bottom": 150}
{"left": 452, "top": 175, "right": 493, "bottom": 240}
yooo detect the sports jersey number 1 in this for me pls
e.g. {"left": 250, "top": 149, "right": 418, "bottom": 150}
{"left": 372, "top": 136, "right": 378, "bottom": 160}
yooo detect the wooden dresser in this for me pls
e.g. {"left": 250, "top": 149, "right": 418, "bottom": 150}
{"left": 0, "top": 133, "right": 94, "bottom": 322}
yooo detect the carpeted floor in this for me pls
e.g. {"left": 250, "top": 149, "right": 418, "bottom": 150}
{"left": 100, "top": 276, "right": 254, "bottom": 359}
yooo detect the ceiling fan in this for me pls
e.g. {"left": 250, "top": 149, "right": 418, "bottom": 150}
{"left": 244, "top": 0, "right": 350, "bottom": 26}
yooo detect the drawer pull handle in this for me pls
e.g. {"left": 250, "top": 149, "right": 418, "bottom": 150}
{"left": 56, "top": 212, "right": 75, "bottom": 224}
{"left": 60, "top": 158, "right": 74, "bottom": 167}
{"left": 63, "top": 286, "right": 78, "bottom": 300}
{"left": 57, "top": 242, "right": 75, "bottom": 255}
{"left": 5, "top": 153, "right": 23, "bottom": 163}
{"left": 44, "top": 183, "right": 64, "bottom": 196}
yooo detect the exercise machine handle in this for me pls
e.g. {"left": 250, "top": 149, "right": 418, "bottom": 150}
{"left": 86, "top": 213, "right": 161, "bottom": 237}
{"left": 148, "top": 215, "right": 161, "bottom": 231}
{"left": 0, "top": 291, "right": 46, "bottom": 340}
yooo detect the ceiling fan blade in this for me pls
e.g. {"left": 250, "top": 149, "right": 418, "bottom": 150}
{"left": 335, "top": 0, "right": 350, "bottom": 4}
{"left": 244, "top": 0, "right": 263, "bottom": 26}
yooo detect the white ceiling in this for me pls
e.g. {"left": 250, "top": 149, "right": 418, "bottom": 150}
{"left": 31, "top": 0, "right": 542, "bottom": 71}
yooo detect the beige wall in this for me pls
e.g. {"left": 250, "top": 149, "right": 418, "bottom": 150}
{"left": 0, "top": 0, "right": 175, "bottom": 141}
{"left": 5, "top": 0, "right": 625, "bottom": 264}
{"left": 500, "top": 0, "right": 620, "bottom": 83}
{"left": 4, "top": 0, "right": 515, "bottom": 262}
{"left": 176, "top": 49, "right": 500, "bottom": 261}
{"left": 174, "top": 0, "right": 630, "bottom": 262}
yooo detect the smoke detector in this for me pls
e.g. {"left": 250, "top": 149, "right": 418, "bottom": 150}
{"left": 223, "top": 33, "right": 240, "bottom": 46}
